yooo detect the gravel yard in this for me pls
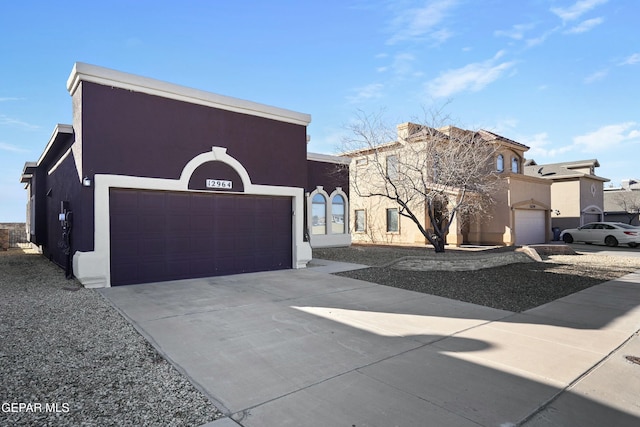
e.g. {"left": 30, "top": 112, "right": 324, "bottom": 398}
{"left": 0, "top": 248, "right": 222, "bottom": 427}
{"left": 314, "top": 245, "right": 640, "bottom": 312}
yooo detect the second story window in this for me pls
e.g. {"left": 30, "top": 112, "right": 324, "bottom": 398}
{"left": 512, "top": 157, "right": 519, "bottom": 173}
{"left": 497, "top": 154, "right": 504, "bottom": 172}
{"left": 386, "top": 155, "right": 398, "bottom": 180}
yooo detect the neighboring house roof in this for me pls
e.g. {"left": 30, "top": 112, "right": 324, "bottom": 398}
{"left": 525, "top": 158, "right": 600, "bottom": 169}
{"left": 524, "top": 159, "right": 609, "bottom": 182}
{"left": 478, "top": 129, "right": 530, "bottom": 151}
{"left": 342, "top": 123, "right": 529, "bottom": 156}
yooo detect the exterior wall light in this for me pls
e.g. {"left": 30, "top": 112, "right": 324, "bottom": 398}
{"left": 82, "top": 177, "right": 92, "bottom": 187}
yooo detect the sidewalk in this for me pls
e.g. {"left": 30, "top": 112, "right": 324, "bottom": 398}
{"left": 100, "top": 266, "right": 640, "bottom": 426}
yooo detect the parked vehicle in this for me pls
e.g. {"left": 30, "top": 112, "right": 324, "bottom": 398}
{"left": 561, "top": 222, "right": 640, "bottom": 248}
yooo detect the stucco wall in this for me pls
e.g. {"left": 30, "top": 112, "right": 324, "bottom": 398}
{"left": 350, "top": 197, "right": 428, "bottom": 245}
{"left": 579, "top": 177, "right": 604, "bottom": 211}
{"left": 549, "top": 178, "right": 605, "bottom": 230}
{"left": 75, "top": 81, "right": 308, "bottom": 253}
{"left": 551, "top": 180, "right": 580, "bottom": 222}
{"left": 80, "top": 82, "right": 307, "bottom": 186}
{"left": 43, "top": 151, "right": 82, "bottom": 267}
{"left": 306, "top": 160, "right": 349, "bottom": 196}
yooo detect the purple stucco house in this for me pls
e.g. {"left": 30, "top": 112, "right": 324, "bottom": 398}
{"left": 21, "top": 63, "right": 349, "bottom": 287}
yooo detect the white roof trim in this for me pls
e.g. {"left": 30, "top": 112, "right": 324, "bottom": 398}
{"left": 67, "top": 62, "right": 311, "bottom": 126}
{"left": 36, "top": 124, "right": 74, "bottom": 167}
{"left": 307, "top": 152, "right": 351, "bottom": 165}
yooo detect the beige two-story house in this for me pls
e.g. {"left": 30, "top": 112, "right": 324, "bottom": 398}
{"left": 346, "top": 123, "right": 552, "bottom": 247}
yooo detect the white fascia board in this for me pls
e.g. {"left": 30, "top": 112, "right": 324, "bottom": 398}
{"left": 307, "top": 152, "right": 351, "bottom": 165}
{"left": 67, "top": 62, "right": 311, "bottom": 127}
{"left": 36, "top": 124, "right": 74, "bottom": 167}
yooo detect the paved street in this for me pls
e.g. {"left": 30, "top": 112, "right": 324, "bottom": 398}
{"left": 567, "top": 242, "right": 640, "bottom": 258}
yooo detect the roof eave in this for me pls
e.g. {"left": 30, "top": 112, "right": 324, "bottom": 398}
{"left": 307, "top": 152, "right": 351, "bottom": 165}
{"left": 67, "top": 62, "right": 311, "bottom": 127}
{"left": 36, "top": 124, "right": 74, "bottom": 167}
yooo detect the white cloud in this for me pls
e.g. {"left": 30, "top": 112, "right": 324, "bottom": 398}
{"left": 573, "top": 122, "right": 640, "bottom": 152}
{"left": 392, "top": 52, "right": 418, "bottom": 76}
{"left": 0, "top": 114, "right": 39, "bottom": 130}
{"left": 346, "top": 83, "right": 384, "bottom": 104}
{"left": 583, "top": 69, "right": 608, "bottom": 84}
{"left": 525, "top": 26, "right": 560, "bottom": 48}
{"left": 0, "top": 142, "right": 28, "bottom": 153}
{"left": 0, "top": 97, "right": 21, "bottom": 102}
{"left": 520, "top": 132, "right": 574, "bottom": 158}
{"left": 495, "top": 23, "right": 536, "bottom": 40}
{"left": 386, "top": 0, "right": 458, "bottom": 45}
{"left": 619, "top": 53, "right": 640, "bottom": 66}
{"left": 565, "top": 17, "right": 604, "bottom": 34}
{"left": 551, "top": 0, "right": 608, "bottom": 22}
{"left": 425, "top": 51, "right": 516, "bottom": 98}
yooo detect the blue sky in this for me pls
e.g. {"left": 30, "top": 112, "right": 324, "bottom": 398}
{"left": 1, "top": 0, "right": 639, "bottom": 221}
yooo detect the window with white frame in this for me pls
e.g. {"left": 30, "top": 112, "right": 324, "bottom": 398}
{"left": 331, "top": 194, "right": 345, "bottom": 234}
{"left": 311, "top": 193, "right": 326, "bottom": 235}
{"left": 497, "top": 154, "right": 504, "bottom": 172}
{"left": 386, "top": 208, "right": 399, "bottom": 232}
{"left": 354, "top": 209, "right": 366, "bottom": 232}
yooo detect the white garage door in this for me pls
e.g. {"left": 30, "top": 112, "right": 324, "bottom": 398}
{"left": 514, "top": 209, "right": 546, "bottom": 245}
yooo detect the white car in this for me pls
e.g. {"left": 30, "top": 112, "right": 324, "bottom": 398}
{"left": 561, "top": 222, "right": 640, "bottom": 248}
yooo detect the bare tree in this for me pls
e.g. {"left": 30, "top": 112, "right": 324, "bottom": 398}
{"left": 612, "top": 190, "right": 640, "bottom": 224}
{"left": 341, "top": 110, "right": 503, "bottom": 253}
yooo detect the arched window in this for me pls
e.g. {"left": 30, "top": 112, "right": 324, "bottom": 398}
{"left": 496, "top": 154, "right": 504, "bottom": 172}
{"left": 512, "top": 157, "right": 519, "bottom": 173}
{"left": 331, "top": 195, "right": 345, "bottom": 234}
{"left": 311, "top": 193, "right": 326, "bottom": 235}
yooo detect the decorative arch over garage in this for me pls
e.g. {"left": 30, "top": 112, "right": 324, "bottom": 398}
{"left": 73, "top": 147, "right": 312, "bottom": 287}
{"left": 581, "top": 204, "right": 604, "bottom": 225}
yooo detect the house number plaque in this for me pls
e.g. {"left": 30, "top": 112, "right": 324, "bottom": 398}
{"left": 206, "top": 179, "right": 232, "bottom": 189}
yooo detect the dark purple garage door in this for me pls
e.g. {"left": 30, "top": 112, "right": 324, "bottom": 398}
{"left": 109, "top": 189, "right": 292, "bottom": 286}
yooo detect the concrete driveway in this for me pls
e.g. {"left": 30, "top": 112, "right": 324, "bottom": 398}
{"left": 98, "top": 262, "right": 640, "bottom": 426}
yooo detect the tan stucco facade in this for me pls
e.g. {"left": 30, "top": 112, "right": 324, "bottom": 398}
{"left": 524, "top": 159, "right": 609, "bottom": 231}
{"left": 348, "top": 124, "right": 552, "bottom": 247}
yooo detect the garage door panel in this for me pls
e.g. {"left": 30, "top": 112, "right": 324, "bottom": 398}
{"left": 167, "top": 215, "right": 190, "bottom": 233}
{"left": 111, "top": 213, "right": 140, "bottom": 234}
{"left": 139, "top": 238, "right": 166, "bottom": 256}
{"left": 111, "top": 264, "right": 140, "bottom": 286}
{"left": 110, "top": 189, "right": 292, "bottom": 286}
{"left": 139, "top": 191, "right": 166, "bottom": 211}
{"left": 515, "top": 209, "right": 546, "bottom": 245}
{"left": 166, "top": 237, "right": 191, "bottom": 253}
{"left": 110, "top": 238, "right": 139, "bottom": 261}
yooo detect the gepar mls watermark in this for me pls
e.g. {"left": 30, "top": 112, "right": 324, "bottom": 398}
{"left": 2, "top": 402, "right": 70, "bottom": 413}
